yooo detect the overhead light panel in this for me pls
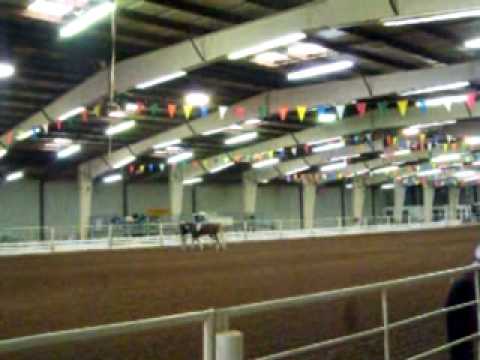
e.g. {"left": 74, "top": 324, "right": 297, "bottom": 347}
{"left": 317, "top": 112, "right": 337, "bottom": 124}
{"left": 400, "top": 81, "right": 470, "bottom": 96}
{"left": 287, "top": 60, "right": 354, "bottom": 81}
{"left": 153, "top": 139, "right": 182, "bottom": 150}
{"left": 252, "top": 51, "right": 289, "bottom": 67}
{"left": 28, "top": 0, "right": 74, "bottom": 18}
{"left": 455, "top": 170, "right": 477, "bottom": 179}
{"left": 5, "top": 170, "right": 24, "bottom": 182}
{"left": 136, "top": 71, "right": 187, "bottom": 90}
{"left": 103, "top": 173, "right": 123, "bottom": 184}
{"left": 252, "top": 158, "right": 280, "bottom": 169}
{"left": 209, "top": 162, "right": 234, "bottom": 174}
{"left": 113, "top": 155, "right": 136, "bottom": 169}
{"left": 185, "top": 92, "right": 210, "bottom": 107}
{"left": 183, "top": 177, "right": 203, "bottom": 186}
{"left": 312, "top": 138, "right": 345, "bottom": 153}
{"left": 57, "top": 144, "right": 81, "bottom": 159}
{"left": 245, "top": 118, "right": 262, "bottom": 126}
{"left": 58, "top": 106, "right": 86, "bottom": 121}
{"left": 16, "top": 129, "right": 35, "bottom": 141}
{"left": 0, "top": 62, "right": 15, "bottom": 79}
{"left": 59, "top": 1, "right": 116, "bottom": 38}
{"left": 284, "top": 165, "right": 310, "bottom": 176}
{"left": 371, "top": 165, "right": 399, "bottom": 175}
{"left": 415, "top": 94, "right": 468, "bottom": 108}
{"left": 228, "top": 32, "right": 306, "bottom": 60}
{"left": 0, "top": 148, "right": 7, "bottom": 159}
{"left": 464, "top": 136, "right": 480, "bottom": 146}
{"left": 417, "top": 168, "right": 441, "bottom": 177}
{"left": 167, "top": 151, "right": 193, "bottom": 164}
{"left": 321, "top": 160, "right": 347, "bottom": 173}
{"left": 225, "top": 132, "right": 258, "bottom": 145}
{"left": 287, "top": 42, "right": 329, "bottom": 59}
{"left": 402, "top": 127, "right": 420, "bottom": 137}
{"left": 431, "top": 152, "right": 463, "bottom": 164}
{"left": 105, "top": 120, "right": 136, "bottom": 136}
{"left": 202, "top": 124, "right": 242, "bottom": 136}
{"left": 383, "top": 9, "right": 480, "bottom": 27}
{"left": 381, "top": 183, "right": 395, "bottom": 190}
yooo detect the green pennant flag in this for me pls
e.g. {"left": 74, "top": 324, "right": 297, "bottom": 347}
{"left": 377, "top": 101, "right": 388, "bottom": 116}
{"left": 149, "top": 103, "right": 161, "bottom": 116}
{"left": 258, "top": 104, "right": 268, "bottom": 119}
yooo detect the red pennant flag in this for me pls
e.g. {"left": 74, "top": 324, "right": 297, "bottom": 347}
{"left": 128, "top": 164, "right": 135, "bottom": 174}
{"left": 304, "top": 144, "right": 310, "bottom": 154}
{"left": 136, "top": 101, "right": 146, "bottom": 114}
{"left": 278, "top": 106, "right": 289, "bottom": 121}
{"left": 56, "top": 119, "right": 63, "bottom": 130}
{"left": 234, "top": 106, "right": 246, "bottom": 120}
{"left": 467, "top": 92, "right": 477, "bottom": 111}
{"left": 82, "top": 109, "right": 88, "bottom": 123}
{"left": 356, "top": 102, "right": 367, "bottom": 117}
{"left": 6, "top": 130, "right": 13, "bottom": 145}
{"left": 167, "top": 103, "right": 177, "bottom": 118}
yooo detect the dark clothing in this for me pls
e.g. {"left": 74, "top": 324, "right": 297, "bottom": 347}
{"left": 446, "top": 273, "right": 477, "bottom": 360}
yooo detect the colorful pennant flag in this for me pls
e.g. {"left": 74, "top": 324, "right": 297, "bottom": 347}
{"left": 296, "top": 106, "right": 307, "bottom": 122}
{"left": 42, "top": 123, "right": 49, "bottom": 134}
{"left": 219, "top": 105, "right": 228, "bottom": 120}
{"left": 467, "top": 92, "right": 477, "bottom": 111}
{"left": 397, "top": 99, "right": 409, "bottom": 117}
{"left": 183, "top": 104, "right": 193, "bottom": 120}
{"left": 377, "top": 101, "right": 388, "bottom": 116}
{"left": 6, "top": 131, "right": 13, "bottom": 145}
{"left": 136, "top": 101, "right": 146, "bottom": 114}
{"left": 200, "top": 106, "right": 209, "bottom": 117}
{"left": 278, "top": 106, "right": 289, "bottom": 121}
{"left": 56, "top": 119, "right": 62, "bottom": 130}
{"left": 82, "top": 109, "right": 88, "bottom": 123}
{"left": 443, "top": 99, "right": 453, "bottom": 112}
{"left": 258, "top": 104, "right": 268, "bottom": 119}
{"left": 335, "top": 105, "right": 346, "bottom": 120}
{"left": 418, "top": 99, "right": 427, "bottom": 114}
{"left": 234, "top": 106, "right": 246, "bottom": 120}
{"left": 93, "top": 103, "right": 102, "bottom": 117}
{"left": 167, "top": 103, "right": 177, "bottom": 118}
{"left": 149, "top": 103, "right": 161, "bottom": 116}
{"left": 356, "top": 102, "right": 367, "bottom": 117}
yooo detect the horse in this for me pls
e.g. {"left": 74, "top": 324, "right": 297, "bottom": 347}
{"left": 179, "top": 222, "right": 226, "bottom": 250}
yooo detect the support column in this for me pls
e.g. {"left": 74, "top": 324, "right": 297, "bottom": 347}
{"left": 448, "top": 186, "right": 460, "bottom": 221}
{"left": 169, "top": 166, "right": 184, "bottom": 221}
{"left": 242, "top": 174, "right": 258, "bottom": 218}
{"left": 353, "top": 178, "right": 366, "bottom": 223}
{"left": 78, "top": 164, "right": 93, "bottom": 240}
{"left": 302, "top": 182, "right": 316, "bottom": 229}
{"left": 393, "top": 183, "right": 406, "bottom": 224}
{"left": 422, "top": 183, "right": 435, "bottom": 223}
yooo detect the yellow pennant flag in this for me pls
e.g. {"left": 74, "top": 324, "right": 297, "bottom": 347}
{"left": 183, "top": 104, "right": 193, "bottom": 120}
{"left": 93, "top": 103, "right": 102, "bottom": 117}
{"left": 296, "top": 105, "right": 307, "bottom": 122}
{"left": 397, "top": 99, "right": 409, "bottom": 117}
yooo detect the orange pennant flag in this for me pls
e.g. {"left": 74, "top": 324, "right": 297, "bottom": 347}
{"left": 278, "top": 106, "right": 289, "bottom": 121}
{"left": 296, "top": 106, "right": 307, "bottom": 122}
{"left": 397, "top": 99, "right": 409, "bottom": 117}
{"left": 167, "top": 103, "right": 177, "bottom": 118}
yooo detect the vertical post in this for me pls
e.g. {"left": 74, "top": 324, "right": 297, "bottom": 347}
{"left": 49, "top": 227, "right": 55, "bottom": 253}
{"left": 203, "top": 311, "right": 215, "bottom": 360}
{"left": 122, "top": 177, "right": 128, "bottom": 217}
{"left": 382, "top": 289, "right": 391, "bottom": 360}
{"left": 422, "top": 183, "right": 435, "bottom": 224}
{"left": 216, "top": 331, "right": 244, "bottom": 360}
{"left": 393, "top": 183, "right": 406, "bottom": 224}
{"left": 340, "top": 183, "right": 346, "bottom": 227}
{"left": 474, "top": 270, "right": 480, "bottom": 360}
{"left": 108, "top": 224, "right": 113, "bottom": 249}
{"left": 301, "top": 182, "right": 316, "bottom": 230}
{"left": 169, "top": 166, "right": 184, "bottom": 221}
{"left": 353, "top": 178, "right": 366, "bottom": 225}
{"left": 158, "top": 223, "right": 164, "bottom": 246}
{"left": 78, "top": 164, "right": 93, "bottom": 241}
{"left": 39, "top": 179, "right": 45, "bottom": 241}
{"left": 242, "top": 174, "right": 258, "bottom": 220}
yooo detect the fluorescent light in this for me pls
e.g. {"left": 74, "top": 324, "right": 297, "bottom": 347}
{"left": 330, "top": 154, "right": 361, "bottom": 162}
{"left": 473, "top": 160, "right": 480, "bottom": 166}
{"left": 383, "top": 9, "right": 480, "bottom": 27}
{"left": 417, "top": 168, "right": 441, "bottom": 177}
{"left": 58, "top": 106, "right": 86, "bottom": 121}
{"left": 59, "top": 1, "right": 116, "bottom": 38}
{"left": 312, "top": 139, "right": 345, "bottom": 153}
{"left": 183, "top": 177, "right": 203, "bottom": 186}
{"left": 317, "top": 112, "right": 337, "bottom": 124}
{"left": 108, "top": 109, "right": 127, "bottom": 118}
{"left": 185, "top": 92, "right": 210, "bottom": 107}
{"left": 209, "top": 162, "right": 234, "bottom": 174}
{"left": 371, "top": 166, "right": 399, "bottom": 175}
{"left": 5, "top": 171, "right": 24, "bottom": 182}
{"left": 228, "top": 32, "right": 306, "bottom": 60}
{"left": 455, "top": 170, "right": 477, "bottom": 179}
{"left": 431, "top": 153, "right": 463, "bottom": 164}
{"left": 400, "top": 81, "right": 470, "bottom": 96}
{"left": 287, "top": 60, "right": 354, "bottom": 81}
{"left": 416, "top": 94, "right": 468, "bottom": 108}
{"left": 287, "top": 42, "right": 328, "bottom": 59}
{"left": 252, "top": 51, "right": 289, "bottom": 67}
{"left": 225, "top": 132, "right": 258, "bottom": 145}
{"left": 284, "top": 165, "right": 310, "bottom": 176}
{"left": 103, "top": 173, "right": 123, "bottom": 184}
{"left": 16, "top": 129, "right": 35, "bottom": 141}
{"left": 125, "top": 103, "right": 139, "bottom": 113}
{"left": 0, "top": 62, "right": 15, "bottom": 79}
{"left": 465, "top": 37, "right": 480, "bottom": 49}
{"left": 245, "top": 118, "right": 262, "bottom": 126}
{"left": 321, "top": 160, "right": 347, "bottom": 173}
{"left": 309, "top": 136, "right": 343, "bottom": 146}
{"left": 57, "top": 144, "right": 81, "bottom": 159}
{"left": 167, "top": 151, "right": 193, "bottom": 164}
{"left": 345, "top": 183, "right": 353, "bottom": 189}
{"left": 462, "top": 175, "right": 480, "bottom": 183}
{"left": 402, "top": 127, "right": 420, "bottom": 137}
{"left": 381, "top": 183, "right": 395, "bottom": 190}
{"left": 464, "top": 136, "right": 480, "bottom": 146}
{"left": 136, "top": 71, "right": 187, "bottom": 89}
{"left": 105, "top": 120, "right": 136, "bottom": 136}
{"left": 202, "top": 124, "right": 243, "bottom": 136}
{"left": 394, "top": 149, "right": 412, "bottom": 157}
{"left": 28, "top": 0, "right": 74, "bottom": 18}
{"left": 153, "top": 139, "right": 181, "bottom": 150}
{"left": 113, "top": 155, "right": 136, "bottom": 169}
{"left": 252, "top": 158, "right": 280, "bottom": 169}
{"left": 0, "top": 148, "right": 7, "bottom": 158}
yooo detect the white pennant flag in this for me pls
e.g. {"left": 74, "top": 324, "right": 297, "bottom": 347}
{"left": 42, "top": 123, "right": 49, "bottom": 134}
{"left": 219, "top": 105, "right": 228, "bottom": 119}
{"left": 443, "top": 100, "right": 453, "bottom": 112}
{"left": 335, "top": 104, "right": 346, "bottom": 120}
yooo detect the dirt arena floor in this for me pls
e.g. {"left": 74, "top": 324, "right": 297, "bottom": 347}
{"left": 1, "top": 225, "right": 479, "bottom": 359}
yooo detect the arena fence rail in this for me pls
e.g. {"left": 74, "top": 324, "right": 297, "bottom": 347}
{"left": 0, "top": 265, "right": 479, "bottom": 359}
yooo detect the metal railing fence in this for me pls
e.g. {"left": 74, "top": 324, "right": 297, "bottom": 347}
{"left": 0, "top": 265, "right": 479, "bottom": 359}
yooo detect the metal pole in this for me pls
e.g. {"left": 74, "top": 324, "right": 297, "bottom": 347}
{"left": 203, "top": 311, "right": 215, "bottom": 360}
{"left": 474, "top": 270, "right": 480, "bottom": 360}
{"left": 158, "top": 223, "right": 164, "bottom": 246}
{"left": 382, "top": 289, "right": 391, "bottom": 360}
{"left": 216, "top": 331, "right": 244, "bottom": 360}
{"left": 49, "top": 228, "right": 55, "bottom": 253}
{"left": 108, "top": 225, "right": 113, "bottom": 249}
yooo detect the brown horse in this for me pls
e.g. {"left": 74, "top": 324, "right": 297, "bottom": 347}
{"left": 179, "top": 222, "right": 226, "bottom": 250}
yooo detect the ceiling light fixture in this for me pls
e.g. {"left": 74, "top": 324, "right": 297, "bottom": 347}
{"left": 103, "top": 173, "right": 123, "bottom": 184}
{"left": 400, "top": 81, "right": 470, "bottom": 96}
{"left": 209, "top": 162, "right": 235, "bottom": 174}
{"left": 153, "top": 139, "right": 182, "bottom": 150}
{"left": 167, "top": 151, "right": 193, "bottom": 164}
{"left": 285, "top": 165, "right": 310, "bottom": 176}
{"left": 402, "top": 127, "right": 420, "bottom": 137}
{"left": 0, "top": 62, "right": 15, "bottom": 79}
{"left": 415, "top": 94, "right": 468, "bottom": 108}
{"left": 28, "top": 0, "right": 74, "bottom": 18}
{"left": 58, "top": 106, "right": 86, "bottom": 121}
{"left": 383, "top": 9, "right": 480, "bottom": 27}
{"left": 112, "top": 155, "right": 136, "bottom": 169}
{"left": 202, "top": 124, "right": 243, "bottom": 136}
{"left": 431, "top": 152, "right": 463, "bottom": 164}
{"left": 287, "top": 60, "right": 354, "bottom": 81}
{"left": 320, "top": 160, "right": 347, "bottom": 173}
{"left": 381, "top": 183, "right": 395, "bottom": 190}
{"left": 16, "top": 129, "right": 35, "bottom": 141}
{"left": 371, "top": 166, "right": 399, "bottom": 175}
{"left": 252, "top": 158, "right": 280, "bottom": 169}
{"left": 0, "top": 148, "right": 7, "bottom": 159}
{"left": 464, "top": 136, "right": 480, "bottom": 146}
{"left": 455, "top": 170, "right": 477, "bottom": 179}
{"left": 105, "top": 120, "right": 136, "bottom": 136}
{"left": 465, "top": 37, "right": 480, "bottom": 49}
{"left": 287, "top": 42, "right": 329, "bottom": 59}
{"left": 224, "top": 132, "right": 258, "bottom": 145}
{"left": 417, "top": 168, "right": 442, "bottom": 177}
{"left": 59, "top": 1, "right": 116, "bottom": 38}
{"left": 57, "top": 144, "right": 81, "bottom": 159}
{"left": 317, "top": 112, "right": 337, "bottom": 124}
{"left": 185, "top": 92, "right": 210, "bottom": 107}
{"left": 183, "top": 177, "right": 203, "bottom": 186}
{"left": 5, "top": 170, "right": 24, "bottom": 182}
{"left": 136, "top": 71, "right": 187, "bottom": 90}
{"left": 245, "top": 118, "right": 262, "bottom": 126}
{"left": 312, "top": 139, "right": 345, "bottom": 153}
{"left": 228, "top": 32, "right": 306, "bottom": 60}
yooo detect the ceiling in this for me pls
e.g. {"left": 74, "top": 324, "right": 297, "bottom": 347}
{"left": 1, "top": 0, "right": 480, "bottom": 185}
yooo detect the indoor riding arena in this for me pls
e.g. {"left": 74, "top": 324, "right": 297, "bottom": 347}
{"left": 3, "top": 1, "right": 480, "bottom": 360}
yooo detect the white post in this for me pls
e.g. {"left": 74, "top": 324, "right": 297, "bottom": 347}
{"left": 302, "top": 182, "right": 316, "bottom": 230}
{"left": 423, "top": 183, "right": 435, "bottom": 224}
{"left": 448, "top": 186, "right": 460, "bottom": 222}
{"left": 242, "top": 174, "right": 258, "bottom": 219}
{"left": 108, "top": 224, "right": 113, "bottom": 249}
{"left": 216, "top": 331, "right": 244, "bottom": 360}
{"left": 169, "top": 166, "right": 184, "bottom": 221}
{"left": 158, "top": 223, "right": 164, "bottom": 246}
{"left": 49, "top": 227, "right": 55, "bottom": 253}
{"left": 382, "top": 289, "right": 391, "bottom": 360}
{"left": 353, "top": 178, "right": 366, "bottom": 224}
{"left": 203, "top": 312, "right": 215, "bottom": 360}
{"left": 78, "top": 164, "right": 93, "bottom": 241}
{"left": 393, "top": 183, "right": 406, "bottom": 224}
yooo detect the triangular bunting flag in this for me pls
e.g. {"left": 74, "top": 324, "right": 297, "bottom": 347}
{"left": 418, "top": 99, "right": 428, "bottom": 114}
{"left": 335, "top": 105, "right": 346, "bottom": 120}
{"left": 443, "top": 99, "right": 453, "bottom": 112}
{"left": 467, "top": 92, "right": 477, "bottom": 111}
{"left": 219, "top": 105, "right": 228, "bottom": 120}
{"left": 167, "top": 103, "right": 177, "bottom": 118}
{"left": 377, "top": 101, "right": 388, "bottom": 115}
{"left": 200, "top": 106, "right": 209, "bottom": 117}
{"left": 356, "top": 102, "right": 367, "bottom": 117}
{"left": 258, "top": 104, "right": 268, "bottom": 119}
{"left": 278, "top": 106, "right": 289, "bottom": 121}
{"left": 234, "top": 106, "right": 246, "bottom": 120}
{"left": 136, "top": 101, "right": 146, "bottom": 114}
{"left": 397, "top": 99, "right": 409, "bottom": 117}
{"left": 296, "top": 106, "right": 307, "bottom": 122}
{"left": 56, "top": 119, "right": 63, "bottom": 130}
{"left": 149, "top": 103, "right": 161, "bottom": 116}
{"left": 183, "top": 104, "right": 193, "bottom": 120}
{"left": 42, "top": 123, "right": 49, "bottom": 134}
{"left": 93, "top": 103, "right": 102, "bottom": 117}
{"left": 82, "top": 109, "right": 88, "bottom": 123}
{"left": 6, "top": 131, "right": 13, "bottom": 145}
